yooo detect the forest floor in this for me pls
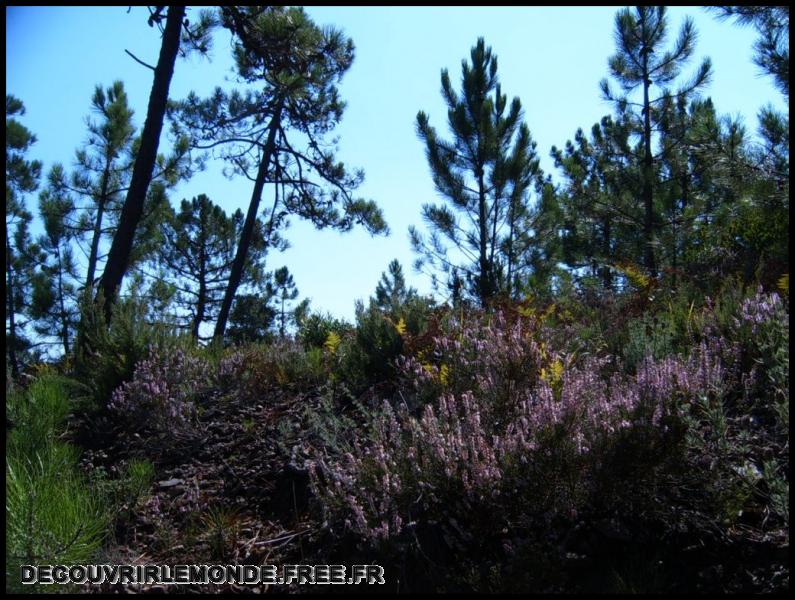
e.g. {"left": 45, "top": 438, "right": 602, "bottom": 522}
{"left": 72, "top": 391, "right": 331, "bottom": 593}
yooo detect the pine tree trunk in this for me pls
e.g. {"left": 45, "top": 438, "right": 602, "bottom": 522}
{"left": 76, "top": 164, "right": 111, "bottom": 357}
{"left": 601, "top": 216, "right": 613, "bottom": 289}
{"left": 506, "top": 196, "right": 517, "bottom": 299}
{"left": 85, "top": 163, "right": 111, "bottom": 292}
{"left": 193, "top": 280, "right": 206, "bottom": 339}
{"left": 57, "top": 247, "right": 70, "bottom": 356}
{"left": 477, "top": 168, "right": 490, "bottom": 306}
{"left": 280, "top": 295, "right": 285, "bottom": 339}
{"left": 641, "top": 51, "right": 657, "bottom": 279}
{"left": 672, "top": 171, "right": 688, "bottom": 291}
{"left": 193, "top": 261, "right": 207, "bottom": 339}
{"left": 6, "top": 232, "right": 20, "bottom": 379}
{"left": 97, "top": 5, "right": 185, "bottom": 322}
{"left": 213, "top": 101, "right": 284, "bottom": 341}
{"left": 192, "top": 206, "right": 208, "bottom": 339}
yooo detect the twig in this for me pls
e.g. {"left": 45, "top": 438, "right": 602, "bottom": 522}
{"left": 125, "top": 49, "right": 155, "bottom": 71}
{"left": 252, "top": 528, "right": 311, "bottom": 548}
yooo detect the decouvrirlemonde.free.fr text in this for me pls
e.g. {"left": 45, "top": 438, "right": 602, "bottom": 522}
{"left": 21, "top": 564, "right": 385, "bottom": 586}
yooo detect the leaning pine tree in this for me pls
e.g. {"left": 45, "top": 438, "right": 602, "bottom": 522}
{"left": 96, "top": 7, "right": 215, "bottom": 321}
{"left": 169, "top": 6, "right": 387, "bottom": 341}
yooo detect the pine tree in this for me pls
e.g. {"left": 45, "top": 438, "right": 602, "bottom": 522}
{"left": 708, "top": 7, "right": 788, "bottom": 280}
{"left": 374, "top": 259, "right": 417, "bottom": 312}
{"left": 552, "top": 113, "right": 644, "bottom": 289}
{"left": 710, "top": 6, "right": 788, "bottom": 97}
{"left": 226, "top": 292, "right": 277, "bottom": 345}
{"left": 58, "top": 81, "right": 136, "bottom": 294}
{"left": 156, "top": 194, "right": 267, "bottom": 340}
{"left": 47, "top": 80, "right": 192, "bottom": 357}
{"left": 31, "top": 187, "right": 80, "bottom": 356}
{"left": 6, "top": 95, "right": 43, "bottom": 377}
{"left": 655, "top": 95, "right": 729, "bottom": 286}
{"left": 409, "top": 38, "right": 541, "bottom": 306}
{"left": 600, "top": 6, "right": 712, "bottom": 278}
{"left": 270, "top": 266, "right": 299, "bottom": 339}
{"left": 170, "top": 6, "right": 388, "bottom": 341}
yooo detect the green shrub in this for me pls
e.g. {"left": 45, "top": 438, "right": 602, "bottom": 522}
{"left": 5, "top": 375, "right": 108, "bottom": 593}
{"left": 6, "top": 442, "right": 108, "bottom": 593}
{"left": 298, "top": 311, "right": 352, "bottom": 351}
{"left": 6, "top": 371, "right": 111, "bottom": 592}
{"left": 73, "top": 289, "right": 191, "bottom": 409}
{"left": 622, "top": 314, "right": 675, "bottom": 373}
{"left": 6, "top": 375, "right": 71, "bottom": 459}
{"left": 218, "top": 339, "right": 328, "bottom": 399}
{"left": 124, "top": 459, "right": 155, "bottom": 506}
{"left": 337, "top": 296, "right": 434, "bottom": 393}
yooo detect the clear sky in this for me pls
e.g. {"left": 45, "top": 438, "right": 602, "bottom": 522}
{"left": 6, "top": 6, "right": 787, "bottom": 323}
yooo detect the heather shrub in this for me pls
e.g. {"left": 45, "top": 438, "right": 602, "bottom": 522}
{"left": 396, "top": 310, "right": 555, "bottom": 420}
{"left": 730, "top": 287, "right": 788, "bottom": 525}
{"left": 108, "top": 345, "right": 213, "bottom": 435}
{"left": 664, "top": 286, "right": 789, "bottom": 533}
{"left": 309, "top": 311, "right": 733, "bottom": 560}
{"left": 73, "top": 290, "right": 187, "bottom": 409}
{"left": 734, "top": 287, "right": 789, "bottom": 419}
{"left": 678, "top": 285, "right": 789, "bottom": 420}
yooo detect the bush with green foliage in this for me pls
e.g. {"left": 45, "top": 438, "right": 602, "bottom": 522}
{"left": 6, "top": 375, "right": 108, "bottom": 593}
{"left": 298, "top": 311, "right": 352, "bottom": 351}
{"left": 73, "top": 289, "right": 188, "bottom": 409}
{"left": 336, "top": 295, "right": 435, "bottom": 393}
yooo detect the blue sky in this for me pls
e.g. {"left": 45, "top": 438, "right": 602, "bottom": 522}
{"left": 7, "top": 6, "right": 787, "bottom": 323}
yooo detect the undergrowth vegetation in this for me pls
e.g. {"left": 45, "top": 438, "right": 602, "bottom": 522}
{"left": 9, "top": 274, "right": 786, "bottom": 592}
{"left": 298, "top": 284, "right": 788, "bottom": 590}
{"left": 4, "top": 261, "right": 789, "bottom": 594}
{"left": 6, "top": 375, "right": 108, "bottom": 593}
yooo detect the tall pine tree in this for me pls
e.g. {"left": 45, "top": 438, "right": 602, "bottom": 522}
{"left": 600, "top": 6, "right": 712, "bottom": 278}
{"left": 57, "top": 81, "right": 136, "bottom": 294}
{"left": 410, "top": 38, "right": 541, "bottom": 306}
{"left": 551, "top": 113, "right": 644, "bottom": 289}
{"left": 6, "top": 95, "right": 43, "bottom": 377}
{"left": 31, "top": 187, "right": 80, "bottom": 356}
{"left": 97, "top": 7, "right": 214, "bottom": 320}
